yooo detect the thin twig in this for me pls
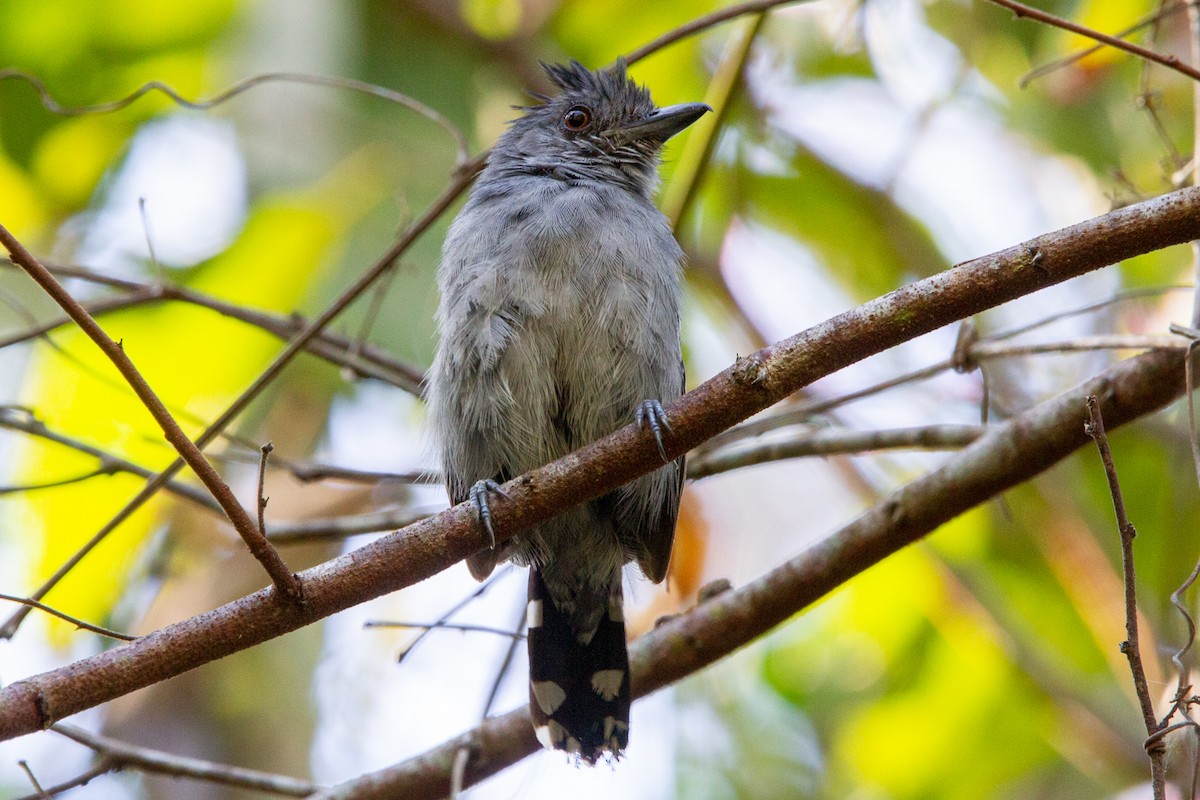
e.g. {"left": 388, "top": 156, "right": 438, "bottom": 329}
{"left": 0, "top": 69, "right": 468, "bottom": 165}
{"left": 1084, "top": 395, "right": 1166, "bottom": 797}
{"left": 52, "top": 724, "right": 319, "bottom": 796}
{"left": 364, "top": 620, "right": 525, "bottom": 640}
{"left": 971, "top": 334, "right": 1184, "bottom": 358}
{"left": 383, "top": 569, "right": 512, "bottom": 664}
{"left": 0, "top": 261, "right": 427, "bottom": 393}
{"left": 481, "top": 601, "right": 528, "bottom": 721}
{"left": 17, "top": 760, "right": 50, "bottom": 799}
{"left": 0, "top": 407, "right": 228, "bottom": 515}
{"left": 1019, "top": 1, "right": 1190, "bottom": 87}
{"left": 266, "top": 506, "right": 439, "bottom": 545}
{"left": 990, "top": 284, "right": 1193, "bottom": 342}
{"left": 623, "top": 0, "right": 813, "bottom": 64}
{"left": 985, "top": 0, "right": 1200, "bottom": 82}
{"left": 258, "top": 443, "right": 274, "bottom": 537}
{"left": 0, "top": 467, "right": 114, "bottom": 494}
{"left": 662, "top": 10, "right": 767, "bottom": 228}
{"left": 11, "top": 761, "right": 114, "bottom": 800}
{"left": 687, "top": 423, "right": 986, "bottom": 479}
{"left": 0, "top": 593, "right": 135, "bottom": 642}
{"left": 0, "top": 223, "right": 304, "bottom": 606}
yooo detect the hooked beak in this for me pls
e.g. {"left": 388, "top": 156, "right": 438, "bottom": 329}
{"left": 602, "top": 102, "right": 712, "bottom": 145}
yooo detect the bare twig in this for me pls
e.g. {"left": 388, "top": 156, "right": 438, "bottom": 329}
{"left": 52, "top": 724, "right": 318, "bottom": 796}
{"left": 481, "top": 603, "right": 527, "bottom": 720}
{"left": 0, "top": 156, "right": 482, "bottom": 638}
{"left": 0, "top": 407, "right": 228, "bottom": 515}
{"left": 1084, "top": 396, "right": 1165, "bottom": 797}
{"left": 985, "top": 0, "right": 1200, "bottom": 82}
{"left": 0, "top": 260, "right": 427, "bottom": 393}
{"left": 386, "top": 569, "right": 511, "bottom": 664}
{"left": 623, "top": 0, "right": 813, "bottom": 64}
{"left": 1019, "top": 1, "right": 1190, "bottom": 87}
{"left": 662, "top": 10, "right": 766, "bottom": 228}
{"left": 11, "top": 761, "right": 114, "bottom": 800}
{"left": 0, "top": 223, "right": 304, "bottom": 604}
{"left": 257, "top": 443, "right": 274, "bottom": 537}
{"left": 0, "top": 593, "right": 135, "bottom": 642}
{"left": 17, "top": 760, "right": 50, "bottom": 799}
{"left": 266, "top": 506, "right": 438, "bottom": 545}
{"left": 2, "top": 185, "right": 1198, "bottom": 743}
{"left": 970, "top": 334, "right": 1184, "bottom": 358}
{"left": 687, "top": 423, "right": 985, "bottom": 479}
{"left": 0, "top": 69, "right": 468, "bottom": 164}
{"left": 363, "top": 620, "right": 524, "bottom": 640}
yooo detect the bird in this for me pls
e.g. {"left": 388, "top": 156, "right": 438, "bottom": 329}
{"left": 427, "top": 59, "right": 709, "bottom": 763}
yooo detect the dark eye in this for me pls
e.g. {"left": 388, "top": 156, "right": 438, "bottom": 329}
{"left": 562, "top": 106, "right": 592, "bottom": 131}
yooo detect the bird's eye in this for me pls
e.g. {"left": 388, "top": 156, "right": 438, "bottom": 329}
{"left": 562, "top": 106, "right": 592, "bottom": 132}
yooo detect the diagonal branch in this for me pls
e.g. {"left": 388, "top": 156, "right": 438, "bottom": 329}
{"left": 0, "top": 223, "right": 304, "bottom": 605}
{"left": 985, "top": 0, "right": 1200, "bottom": 82}
{"left": 1, "top": 185, "right": 1199, "bottom": 743}
{"left": 0, "top": 159, "right": 483, "bottom": 639}
{"left": 0, "top": 264, "right": 426, "bottom": 394}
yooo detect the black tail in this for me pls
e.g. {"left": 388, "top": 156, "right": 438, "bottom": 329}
{"left": 526, "top": 568, "right": 630, "bottom": 763}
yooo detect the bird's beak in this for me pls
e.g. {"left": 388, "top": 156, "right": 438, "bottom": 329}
{"left": 602, "top": 102, "right": 712, "bottom": 145}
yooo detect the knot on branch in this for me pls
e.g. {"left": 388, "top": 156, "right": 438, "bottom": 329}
{"left": 731, "top": 354, "right": 768, "bottom": 387}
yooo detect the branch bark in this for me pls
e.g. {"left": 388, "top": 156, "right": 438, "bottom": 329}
{"left": 1, "top": 185, "right": 1198, "bottom": 743}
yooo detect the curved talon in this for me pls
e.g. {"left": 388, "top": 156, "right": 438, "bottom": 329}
{"left": 635, "top": 399, "right": 671, "bottom": 462}
{"left": 469, "top": 479, "right": 508, "bottom": 549}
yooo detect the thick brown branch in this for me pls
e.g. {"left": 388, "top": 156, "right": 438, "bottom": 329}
{"left": 1, "top": 186, "right": 1199, "bottom": 743}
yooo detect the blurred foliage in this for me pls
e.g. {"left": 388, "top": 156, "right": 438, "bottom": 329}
{"left": 1, "top": 1, "right": 1199, "bottom": 799}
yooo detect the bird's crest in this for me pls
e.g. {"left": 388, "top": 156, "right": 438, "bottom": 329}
{"left": 536, "top": 59, "right": 652, "bottom": 112}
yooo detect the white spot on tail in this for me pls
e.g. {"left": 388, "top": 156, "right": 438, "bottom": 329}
{"left": 535, "top": 725, "right": 554, "bottom": 749}
{"left": 531, "top": 680, "right": 567, "bottom": 714}
{"left": 526, "top": 599, "right": 543, "bottom": 629}
{"left": 591, "top": 669, "right": 625, "bottom": 701}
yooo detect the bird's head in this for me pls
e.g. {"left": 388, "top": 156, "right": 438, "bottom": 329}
{"left": 488, "top": 60, "right": 711, "bottom": 197}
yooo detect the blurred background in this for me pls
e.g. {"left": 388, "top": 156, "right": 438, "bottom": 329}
{"left": 1, "top": 0, "right": 1199, "bottom": 798}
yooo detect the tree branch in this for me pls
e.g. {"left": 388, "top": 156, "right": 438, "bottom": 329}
{"left": 313, "top": 347, "right": 1186, "bottom": 800}
{"left": 0, "top": 223, "right": 305, "bottom": 605}
{"left": 1, "top": 185, "right": 1199, "bottom": 742}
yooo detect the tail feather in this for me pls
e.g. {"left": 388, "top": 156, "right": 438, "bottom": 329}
{"left": 527, "top": 568, "right": 630, "bottom": 763}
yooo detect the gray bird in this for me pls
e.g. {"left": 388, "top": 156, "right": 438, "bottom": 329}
{"left": 428, "top": 59, "right": 709, "bottom": 763}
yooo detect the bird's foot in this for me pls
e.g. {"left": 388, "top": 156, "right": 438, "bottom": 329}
{"left": 635, "top": 399, "right": 672, "bottom": 462}
{"left": 469, "top": 479, "right": 509, "bottom": 549}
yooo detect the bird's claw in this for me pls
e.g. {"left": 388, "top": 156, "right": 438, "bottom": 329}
{"left": 635, "top": 399, "right": 672, "bottom": 462}
{"left": 469, "top": 479, "right": 509, "bottom": 549}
